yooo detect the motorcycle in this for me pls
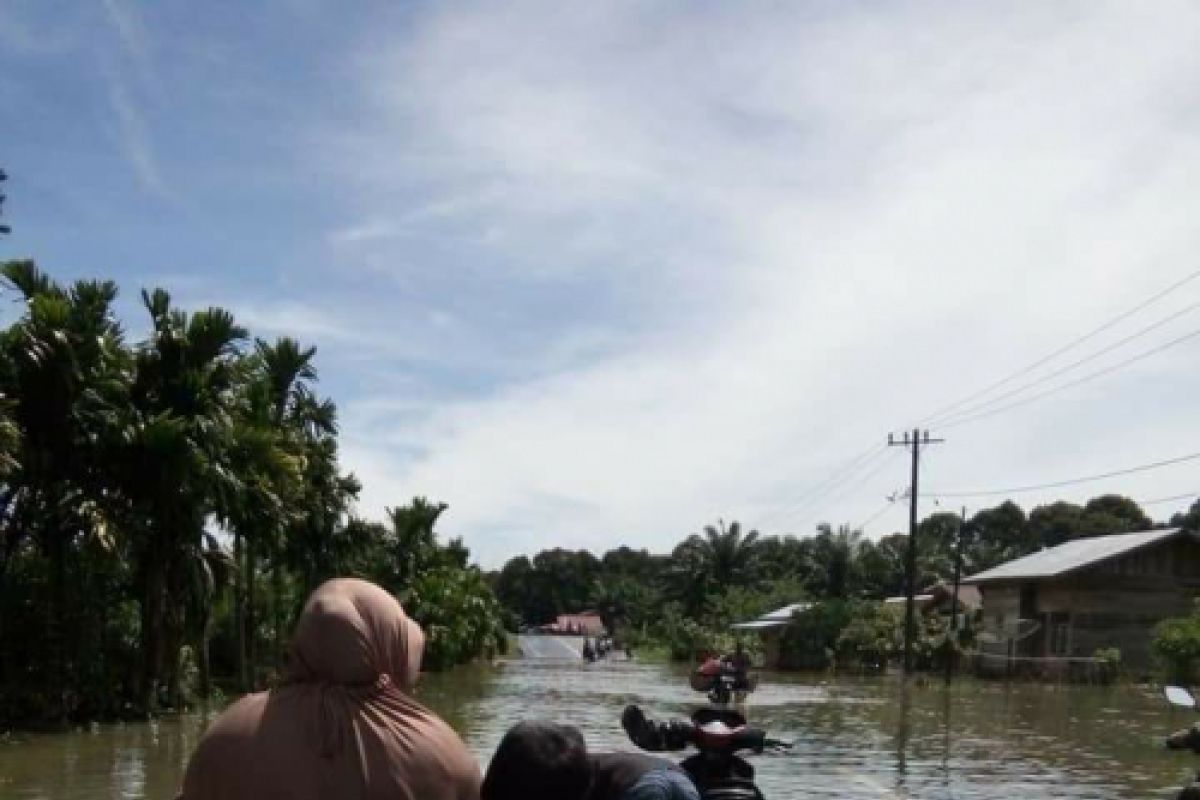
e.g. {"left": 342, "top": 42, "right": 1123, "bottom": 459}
{"left": 690, "top": 661, "right": 758, "bottom": 706}
{"left": 621, "top": 704, "right": 791, "bottom": 800}
{"left": 1163, "top": 685, "right": 1200, "bottom": 799}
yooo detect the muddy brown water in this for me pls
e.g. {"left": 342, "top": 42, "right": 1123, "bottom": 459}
{"left": 1, "top": 651, "right": 1197, "bottom": 798}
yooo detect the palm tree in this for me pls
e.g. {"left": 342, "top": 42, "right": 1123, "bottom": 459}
{"left": 172, "top": 532, "right": 234, "bottom": 700}
{"left": 808, "top": 524, "right": 865, "bottom": 599}
{"left": 389, "top": 498, "right": 449, "bottom": 589}
{"left": 120, "top": 289, "right": 247, "bottom": 710}
{"left": 255, "top": 338, "right": 319, "bottom": 670}
{"left": 668, "top": 520, "right": 763, "bottom": 616}
{"left": 0, "top": 263, "right": 127, "bottom": 717}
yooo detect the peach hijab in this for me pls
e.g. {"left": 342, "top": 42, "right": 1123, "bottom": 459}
{"left": 179, "top": 578, "right": 480, "bottom": 800}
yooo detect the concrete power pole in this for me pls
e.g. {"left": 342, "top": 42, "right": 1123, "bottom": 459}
{"left": 887, "top": 428, "right": 943, "bottom": 675}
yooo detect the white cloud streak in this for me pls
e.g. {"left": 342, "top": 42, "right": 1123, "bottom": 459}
{"left": 100, "top": 0, "right": 166, "bottom": 197}
{"left": 328, "top": 1, "right": 1200, "bottom": 566}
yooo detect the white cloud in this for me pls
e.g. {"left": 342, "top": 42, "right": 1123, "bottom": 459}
{"left": 106, "top": 76, "right": 166, "bottom": 197}
{"left": 327, "top": 1, "right": 1200, "bottom": 566}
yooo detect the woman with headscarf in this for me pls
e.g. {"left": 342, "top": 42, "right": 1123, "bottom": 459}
{"left": 178, "top": 578, "right": 481, "bottom": 800}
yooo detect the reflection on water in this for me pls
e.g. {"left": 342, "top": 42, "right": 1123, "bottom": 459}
{"left": 2, "top": 656, "right": 1197, "bottom": 799}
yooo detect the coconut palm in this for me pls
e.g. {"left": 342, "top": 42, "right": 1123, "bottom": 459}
{"left": 808, "top": 524, "right": 865, "bottom": 599}
{"left": 668, "top": 520, "right": 763, "bottom": 616}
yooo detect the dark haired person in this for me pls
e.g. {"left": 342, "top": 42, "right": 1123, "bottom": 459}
{"left": 482, "top": 721, "right": 699, "bottom": 800}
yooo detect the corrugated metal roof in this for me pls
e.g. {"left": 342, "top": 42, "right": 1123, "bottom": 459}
{"left": 884, "top": 594, "right": 934, "bottom": 604}
{"left": 963, "top": 528, "right": 1183, "bottom": 585}
{"left": 731, "top": 602, "right": 811, "bottom": 630}
{"left": 761, "top": 602, "right": 811, "bottom": 620}
{"left": 731, "top": 619, "right": 789, "bottom": 630}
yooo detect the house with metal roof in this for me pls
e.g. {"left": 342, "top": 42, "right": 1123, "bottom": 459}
{"left": 730, "top": 602, "right": 812, "bottom": 667}
{"left": 963, "top": 527, "right": 1200, "bottom": 673}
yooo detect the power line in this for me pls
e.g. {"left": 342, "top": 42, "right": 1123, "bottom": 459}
{"left": 757, "top": 444, "right": 886, "bottom": 530}
{"left": 813, "top": 450, "right": 900, "bottom": 515}
{"left": 937, "top": 324, "right": 1200, "bottom": 430}
{"left": 855, "top": 497, "right": 901, "bottom": 530}
{"left": 931, "top": 299, "right": 1200, "bottom": 427}
{"left": 782, "top": 450, "right": 902, "bottom": 532}
{"left": 918, "top": 267, "right": 1200, "bottom": 426}
{"left": 927, "top": 449, "right": 1200, "bottom": 499}
{"left": 1138, "top": 491, "right": 1199, "bottom": 507}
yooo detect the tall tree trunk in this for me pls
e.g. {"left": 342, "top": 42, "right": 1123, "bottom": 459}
{"left": 163, "top": 605, "right": 183, "bottom": 710}
{"left": 272, "top": 542, "right": 285, "bottom": 673}
{"left": 196, "top": 615, "right": 212, "bottom": 700}
{"left": 139, "top": 554, "right": 167, "bottom": 713}
{"left": 45, "top": 519, "right": 69, "bottom": 725}
{"left": 246, "top": 537, "right": 258, "bottom": 690}
{"left": 233, "top": 529, "right": 246, "bottom": 692}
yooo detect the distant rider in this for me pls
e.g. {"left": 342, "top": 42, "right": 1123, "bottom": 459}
{"left": 727, "top": 642, "right": 751, "bottom": 690}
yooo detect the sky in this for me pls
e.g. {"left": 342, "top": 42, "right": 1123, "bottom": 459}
{"left": 4, "top": 1, "right": 1200, "bottom": 567}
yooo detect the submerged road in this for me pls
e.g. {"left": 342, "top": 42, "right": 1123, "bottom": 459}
{"left": 516, "top": 634, "right": 584, "bottom": 658}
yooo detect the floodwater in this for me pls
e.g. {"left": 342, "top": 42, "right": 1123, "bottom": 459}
{"left": 1, "top": 643, "right": 1197, "bottom": 799}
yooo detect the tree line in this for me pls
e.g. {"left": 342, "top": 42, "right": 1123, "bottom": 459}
{"left": 0, "top": 261, "right": 506, "bottom": 727}
{"left": 491, "top": 494, "right": 1193, "bottom": 661}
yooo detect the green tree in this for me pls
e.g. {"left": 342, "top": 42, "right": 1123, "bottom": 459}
{"left": 1079, "top": 494, "right": 1151, "bottom": 537}
{"left": 806, "top": 524, "right": 863, "bottom": 599}
{"left": 967, "top": 500, "right": 1031, "bottom": 572}
{"left": 1027, "top": 501, "right": 1085, "bottom": 548}
{"left": 120, "top": 288, "right": 247, "bottom": 709}
{"left": 669, "top": 520, "right": 763, "bottom": 615}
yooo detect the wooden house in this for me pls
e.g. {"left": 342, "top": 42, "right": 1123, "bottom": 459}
{"left": 963, "top": 528, "right": 1200, "bottom": 673}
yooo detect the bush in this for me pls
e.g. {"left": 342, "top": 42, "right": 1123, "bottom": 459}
{"left": 403, "top": 566, "right": 509, "bottom": 671}
{"left": 778, "top": 601, "right": 858, "bottom": 670}
{"left": 1154, "top": 614, "right": 1200, "bottom": 682}
{"left": 658, "top": 604, "right": 734, "bottom": 661}
{"left": 835, "top": 605, "right": 899, "bottom": 672}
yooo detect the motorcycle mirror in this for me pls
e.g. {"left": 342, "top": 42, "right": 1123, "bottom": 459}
{"left": 1166, "top": 686, "right": 1196, "bottom": 709}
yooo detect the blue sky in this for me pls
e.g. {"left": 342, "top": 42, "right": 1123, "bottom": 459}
{"left": 4, "top": 1, "right": 1200, "bottom": 567}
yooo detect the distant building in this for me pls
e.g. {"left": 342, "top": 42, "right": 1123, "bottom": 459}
{"left": 731, "top": 602, "right": 812, "bottom": 667}
{"left": 884, "top": 583, "right": 982, "bottom": 623}
{"left": 540, "top": 612, "right": 606, "bottom": 637}
{"left": 963, "top": 528, "right": 1200, "bottom": 673}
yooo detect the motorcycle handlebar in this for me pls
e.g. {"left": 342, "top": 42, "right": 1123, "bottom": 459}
{"left": 1167, "top": 725, "right": 1200, "bottom": 752}
{"left": 621, "top": 705, "right": 790, "bottom": 755}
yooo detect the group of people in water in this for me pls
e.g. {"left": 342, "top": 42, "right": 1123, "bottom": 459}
{"left": 581, "top": 635, "right": 628, "bottom": 662}
{"left": 175, "top": 578, "right": 698, "bottom": 800}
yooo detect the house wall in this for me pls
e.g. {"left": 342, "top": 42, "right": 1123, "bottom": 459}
{"left": 976, "top": 535, "right": 1200, "bottom": 672}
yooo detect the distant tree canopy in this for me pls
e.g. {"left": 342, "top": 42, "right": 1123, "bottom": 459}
{"left": 492, "top": 492, "right": 1174, "bottom": 641}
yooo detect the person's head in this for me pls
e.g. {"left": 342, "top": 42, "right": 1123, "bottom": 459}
{"left": 481, "top": 721, "right": 591, "bottom": 800}
{"left": 287, "top": 578, "right": 425, "bottom": 690}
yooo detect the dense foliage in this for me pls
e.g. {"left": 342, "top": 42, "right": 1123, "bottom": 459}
{"left": 0, "top": 262, "right": 506, "bottom": 727}
{"left": 1153, "top": 601, "right": 1200, "bottom": 682}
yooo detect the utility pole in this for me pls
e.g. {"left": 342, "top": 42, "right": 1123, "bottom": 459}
{"left": 945, "top": 505, "right": 968, "bottom": 684}
{"left": 887, "top": 428, "right": 943, "bottom": 675}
